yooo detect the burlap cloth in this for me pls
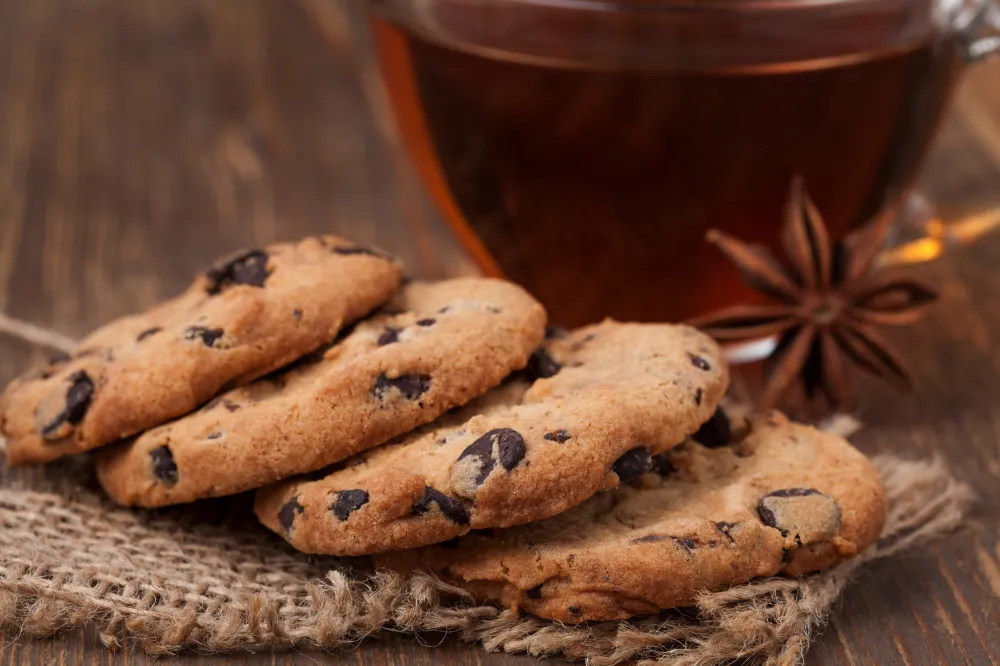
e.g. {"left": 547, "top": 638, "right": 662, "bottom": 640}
{"left": 0, "top": 314, "right": 975, "bottom": 665}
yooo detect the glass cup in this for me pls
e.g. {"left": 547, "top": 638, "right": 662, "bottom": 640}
{"left": 365, "top": 0, "right": 1000, "bottom": 327}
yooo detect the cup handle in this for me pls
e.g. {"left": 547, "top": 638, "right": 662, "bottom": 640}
{"left": 963, "top": 0, "right": 1000, "bottom": 61}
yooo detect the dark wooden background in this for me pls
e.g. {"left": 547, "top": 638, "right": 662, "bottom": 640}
{"left": 1, "top": 1, "right": 1000, "bottom": 664}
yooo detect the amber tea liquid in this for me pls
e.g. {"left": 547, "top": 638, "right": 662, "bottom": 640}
{"left": 371, "top": 16, "right": 962, "bottom": 326}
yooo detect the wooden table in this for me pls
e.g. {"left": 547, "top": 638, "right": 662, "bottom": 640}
{"left": 1, "top": 1, "right": 999, "bottom": 664}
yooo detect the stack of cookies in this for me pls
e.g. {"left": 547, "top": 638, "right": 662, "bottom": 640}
{"left": 0, "top": 235, "right": 887, "bottom": 623}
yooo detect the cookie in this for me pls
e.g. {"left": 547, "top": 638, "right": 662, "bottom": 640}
{"left": 1, "top": 236, "right": 402, "bottom": 466}
{"left": 95, "top": 278, "right": 546, "bottom": 507}
{"left": 377, "top": 411, "right": 887, "bottom": 623}
{"left": 254, "top": 321, "right": 729, "bottom": 556}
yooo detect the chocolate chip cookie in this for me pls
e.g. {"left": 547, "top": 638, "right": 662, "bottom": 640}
{"left": 254, "top": 321, "right": 729, "bottom": 555}
{"left": 378, "top": 411, "right": 887, "bottom": 622}
{"left": 95, "top": 278, "right": 546, "bottom": 507}
{"left": 1, "top": 236, "right": 402, "bottom": 465}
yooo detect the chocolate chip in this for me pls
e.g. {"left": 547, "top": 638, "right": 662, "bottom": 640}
{"left": 524, "top": 348, "right": 561, "bottom": 382}
{"left": 631, "top": 534, "right": 667, "bottom": 544}
{"left": 371, "top": 374, "right": 432, "bottom": 401}
{"left": 202, "top": 397, "right": 241, "bottom": 412}
{"left": 39, "top": 353, "right": 71, "bottom": 379}
{"left": 205, "top": 432, "right": 223, "bottom": 440}
{"left": 527, "top": 585, "right": 543, "bottom": 599}
{"left": 567, "top": 606, "right": 582, "bottom": 617}
{"left": 292, "top": 308, "right": 303, "bottom": 321}
{"left": 693, "top": 407, "right": 731, "bottom": 448}
{"left": 278, "top": 496, "right": 304, "bottom": 533}
{"left": 544, "top": 326, "right": 568, "bottom": 340}
{"left": 330, "top": 489, "right": 369, "bottom": 521}
{"left": 184, "top": 326, "right": 224, "bottom": 347}
{"left": 377, "top": 327, "right": 400, "bottom": 346}
{"left": 457, "top": 428, "right": 527, "bottom": 486}
{"left": 694, "top": 388, "right": 703, "bottom": 406}
{"left": 416, "top": 318, "right": 436, "bottom": 327}
{"left": 204, "top": 248, "right": 270, "bottom": 294}
{"left": 689, "top": 353, "right": 711, "bottom": 371}
{"left": 672, "top": 536, "right": 698, "bottom": 554}
{"left": 544, "top": 429, "right": 571, "bottom": 443}
{"left": 412, "top": 487, "right": 469, "bottom": 525}
{"left": 758, "top": 488, "right": 840, "bottom": 542}
{"left": 651, "top": 453, "right": 677, "bottom": 477}
{"left": 136, "top": 327, "right": 162, "bottom": 342}
{"left": 331, "top": 245, "right": 393, "bottom": 260}
{"left": 48, "top": 352, "right": 71, "bottom": 365}
{"left": 611, "top": 447, "right": 652, "bottom": 483}
{"left": 150, "top": 446, "right": 178, "bottom": 486}
{"left": 715, "top": 521, "right": 737, "bottom": 542}
{"left": 40, "top": 371, "right": 95, "bottom": 439}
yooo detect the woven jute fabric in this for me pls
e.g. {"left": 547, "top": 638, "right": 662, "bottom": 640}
{"left": 0, "top": 314, "right": 975, "bottom": 665}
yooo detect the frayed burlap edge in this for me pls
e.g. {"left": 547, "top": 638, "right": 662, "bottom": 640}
{"left": 0, "top": 453, "right": 972, "bottom": 665}
{"left": 0, "top": 312, "right": 976, "bottom": 665}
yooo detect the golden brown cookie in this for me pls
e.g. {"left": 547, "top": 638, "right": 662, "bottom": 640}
{"left": 255, "top": 321, "right": 729, "bottom": 555}
{"left": 377, "top": 411, "right": 887, "bottom": 623}
{"left": 95, "top": 278, "right": 546, "bottom": 507}
{"left": 1, "top": 236, "right": 402, "bottom": 465}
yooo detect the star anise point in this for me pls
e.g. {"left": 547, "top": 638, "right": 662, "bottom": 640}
{"left": 690, "top": 179, "right": 939, "bottom": 411}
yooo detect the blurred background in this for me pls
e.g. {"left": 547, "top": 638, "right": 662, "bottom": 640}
{"left": 0, "top": 0, "right": 998, "bottom": 344}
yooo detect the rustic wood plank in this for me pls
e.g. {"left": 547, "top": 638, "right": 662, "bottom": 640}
{"left": 1, "top": 1, "right": 999, "bottom": 664}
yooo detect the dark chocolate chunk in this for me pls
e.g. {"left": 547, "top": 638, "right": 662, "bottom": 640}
{"left": 672, "top": 537, "right": 698, "bottom": 555}
{"left": 651, "top": 452, "right": 677, "bottom": 477}
{"left": 457, "top": 428, "right": 527, "bottom": 486}
{"left": 48, "top": 352, "right": 71, "bottom": 365}
{"left": 292, "top": 308, "right": 303, "bottom": 320}
{"left": 544, "top": 429, "right": 571, "bottom": 443}
{"left": 692, "top": 407, "right": 731, "bottom": 448}
{"left": 371, "top": 373, "right": 432, "bottom": 401}
{"left": 40, "top": 371, "right": 95, "bottom": 439}
{"left": 689, "top": 353, "right": 711, "bottom": 371}
{"left": 205, "top": 432, "right": 223, "bottom": 440}
{"left": 611, "top": 447, "right": 652, "bottom": 483}
{"left": 714, "top": 521, "right": 738, "bottom": 543}
{"left": 757, "top": 488, "right": 823, "bottom": 536}
{"left": 416, "top": 318, "right": 436, "bottom": 327}
{"left": 331, "top": 244, "right": 393, "bottom": 260}
{"left": 136, "top": 327, "right": 162, "bottom": 342}
{"left": 631, "top": 534, "right": 667, "bottom": 544}
{"left": 526, "top": 585, "right": 543, "bottom": 599}
{"left": 694, "top": 388, "right": 703, "bottom": 406}
{"left": 204, "top": 248, "right": 270, "bottom": 294}
{"left": 150, "top": 446, "right": 178, "bottom": 486}
{"left": 412, "top": 487, "right": 469, "bottom": 525}
{"left": 184, "top": 326, "right": 224, "bottom": 347}
{"left": 202, "top": 396, "right": 241, "bottom": 413}
{"left": 567, "top": 606, "right": 582, "bottom": 617}
{"left": 39, "top": 353, "right": 71, "bottom": 379}
{"left": 278, "top": 496, "right": 304, "bottom": 533}
{"left": 377, "top": 327, "right": 400, "bottom": 346}
{"left": 524, "top": 348, "right": 562, "bottom": 382}
{"left": 330, "top": 489, "right": 370, "bottom": 521}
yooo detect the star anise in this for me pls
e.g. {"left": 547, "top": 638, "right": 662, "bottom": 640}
{"left": 688, "top": 178, "right": 939, "bottom": 411}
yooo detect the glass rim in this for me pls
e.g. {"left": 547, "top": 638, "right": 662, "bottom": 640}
{"left": 373, "top": 0, "right": 987, "bottom": 15}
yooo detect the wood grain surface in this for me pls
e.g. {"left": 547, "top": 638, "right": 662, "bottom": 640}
{"left": 1, "top": 1, "right": 999, "bottom": 664}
